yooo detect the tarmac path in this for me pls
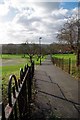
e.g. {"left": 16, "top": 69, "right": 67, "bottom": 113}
{"left": 34, "top": 55, "right": 80, "bottom": 119}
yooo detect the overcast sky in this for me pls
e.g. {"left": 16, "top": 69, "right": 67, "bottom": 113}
{"left": 0, "top": 0, "right": 78, "bottom": 44}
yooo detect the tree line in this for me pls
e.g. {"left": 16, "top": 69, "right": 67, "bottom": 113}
{"left": 2, "top": 43, "right": 74, "bottom": 55}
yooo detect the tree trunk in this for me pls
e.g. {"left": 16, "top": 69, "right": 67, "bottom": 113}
{"left": 77, "top": 49, "right": 80, "bottom": 66}
{"left": 30, "top": 55, "right": 32, "bottom": 63}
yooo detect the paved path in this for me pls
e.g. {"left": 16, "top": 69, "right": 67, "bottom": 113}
{"left": 2, "top": 58, "right": 27, "bottom": 66}
{"left": 33, "top": 56, "right": 80, "bottom": 119}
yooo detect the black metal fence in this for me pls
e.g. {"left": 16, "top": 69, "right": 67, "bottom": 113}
{"left": 51, "top": 57, "right": 80, "bottom": 78}
{"left": 1, "top": 61, "right": 34, "bottom": 120}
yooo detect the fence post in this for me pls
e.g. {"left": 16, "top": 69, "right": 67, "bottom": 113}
{"left": 2, "top": 103, "right": 6, "bottom": 120}
{"left": 24, "top": 65, "right": 27, "bottom": 75}
{"left": 32, "top": 61, "right": 34, "bottom": 77}
{"left": 58, "top": 58, "right": 59, "bottom": 66}
{"left": 59, "top": 59, "right": 60, "bottom": 67}
{"left": 68, "top": 58, "right": 71, "bottom": 74}
{"left": 52, "top": 57, "right": 54, "bottom": 64}
{"left": 56, "top": 58, "right": 58, "bottom": 66}
{"left": 20, "top": 68, "right": 24, "bottom": 83}
{"left": 12, "top": 86, "right": 16, "bottom": 98}
{"left": 28, "top": 66, "right": 32, "bottom": 103}
{"left": 54, "top": 57, "right": 56, "bottom": 65}
{"left": 60, "top": 59, "right": 61, "bottom": 68}
{"left": 57, "top": 58, "right": 59, "bottom": 66}
{"left": 62, "top": 58, "right": 64, "bottom": 70}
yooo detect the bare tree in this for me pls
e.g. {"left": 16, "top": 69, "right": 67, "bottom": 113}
{"left": 24, "top": 41, "right": 41, "bottom": 63}
{"left": 57, "top": 15, "right": 80, "bottom": 66}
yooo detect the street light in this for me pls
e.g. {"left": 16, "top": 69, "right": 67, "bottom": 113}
{"left": 39, "top": 37, "right": 42, "bottom": 65}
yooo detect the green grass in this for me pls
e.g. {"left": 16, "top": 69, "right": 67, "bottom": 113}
{"left": 2, "top": 55, "right": 46, "bottom": 80}
{"left": 2, "top": 55, "right": 46, "bottom": 83}
{"left": 0, "top": 54, "right": 29, "bottom": 59}
{"left": 52, "top": 54, "right": 80, "bottom": 79}
{"left": 52, "top": 53, "right": 76, "bottom": 60}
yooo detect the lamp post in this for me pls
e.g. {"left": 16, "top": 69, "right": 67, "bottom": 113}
{"left": 39, "top": 37, "right": 42, "bottom": 65}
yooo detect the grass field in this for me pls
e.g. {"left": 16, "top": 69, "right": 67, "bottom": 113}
{"left": 0, "top": 54, "right": 47, "bottom": 106}
{"left": 0, "top": 54, "right": 29, "bottom": 59}
{"left": 52, "top": 53, "right": 76, "bottom": 60}
{"left": 52, "top": 53, "right": 80, "bottom": 79}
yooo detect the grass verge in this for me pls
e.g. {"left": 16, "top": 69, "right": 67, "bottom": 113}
{"left": 52, "top": 54, "right": 80, "bottom": 80}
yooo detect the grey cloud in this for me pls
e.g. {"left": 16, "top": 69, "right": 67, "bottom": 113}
{"left": 35, "top": 2, "right": 60, "bottom": 11}
{"left": 17, "top": 15, "right": 41, "bottom": 26}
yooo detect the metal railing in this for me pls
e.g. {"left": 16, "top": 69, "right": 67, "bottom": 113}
{"left": 1, "top": 61, "right": 34, "bottom": 120}
{"left": 51, "top": 56, "right": 80, "bottom": 78}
